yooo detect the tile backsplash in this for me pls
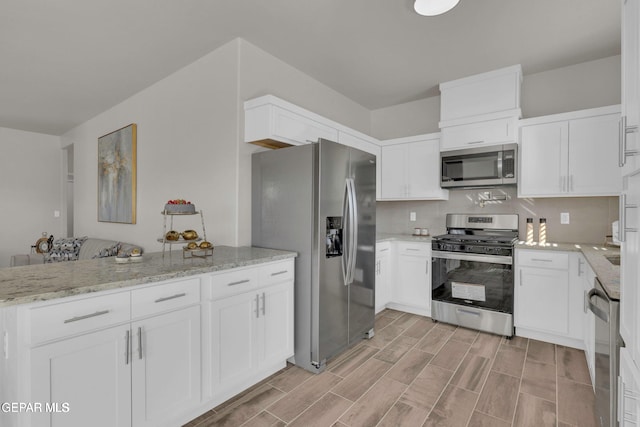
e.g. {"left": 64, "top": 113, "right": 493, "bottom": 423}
{"left": 377, "top": 187, "right": 619, "bottom": 244}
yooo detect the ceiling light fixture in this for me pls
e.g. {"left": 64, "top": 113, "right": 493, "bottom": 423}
{"left": 414, "top": 0, "right": 460, "bottom": 16}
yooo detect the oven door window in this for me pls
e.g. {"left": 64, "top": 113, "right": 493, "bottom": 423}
{"left": 442, "top": 152, "right": 500, "bottom": 182}
{"left": 432, "top": 257, "right": 513, "bottom": 313}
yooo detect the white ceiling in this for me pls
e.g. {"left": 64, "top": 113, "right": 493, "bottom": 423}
{"left": 1, "top": 0, "right": 620, "bottom": 136}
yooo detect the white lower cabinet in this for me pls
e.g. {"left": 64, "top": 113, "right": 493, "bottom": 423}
{"left": 6, "top": 259, "right": 295, "bottom": 427}
{"left": 375, "top": 242, "right": 391, "bottom": 313}
{"left": 207, "top": 260, "right": 294, "bottom": 403}
{"left": 27, "top": 284, "right": 201, "bottom": 427}
{"left": 619, "top": 347, "right": 640, "bottom": 426}
{"left": 131, "top": 306, "right": 201, "bottom": 427}
{"left": 30, "top": 325, "right": 132, "bottom": 427}
{"left": 388, "top": 242, "right": 431, "bottom": 317}
{"left": 514, "top": 249, "right": 584, "bottom": 348}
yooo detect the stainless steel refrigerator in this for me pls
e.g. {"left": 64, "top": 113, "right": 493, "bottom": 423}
{"left": 252, "top": 139, "right": 376, "bottom": 373}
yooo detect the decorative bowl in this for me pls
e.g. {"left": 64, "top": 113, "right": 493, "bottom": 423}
{"left": 199, "top": 241, "right": 213, "bottom": 249}
{"left": 165, "top": 230, "right": 180, "bottom": 241}
{"left": 182, "top": 230, "right": 198, "bottom": 240}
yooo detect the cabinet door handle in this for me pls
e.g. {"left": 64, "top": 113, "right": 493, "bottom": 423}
{"left": 620, "top": 116, "right": 640, "bottom": 167}
{"left": 620, "top": 194, "right": 627, "bottom": 243}
{"left": 426, "top": 259, "right": 429, "bottom": 275}
{"left": 261, "top": 292, "right": 266, "bottom": 316}
{"left": 578, "top": 257, "right": 584, "bottom": 276}
{"left": 154, "top": 293, "right": 186, "bottom": 303}
{"left": 255, "top": 294, "right": 260, "bottom": 318}
{"left": 270, "top": 270, "right": 288, "bottom": 277}
{"left": 620, "top": 193, "right": 639, "bottom": 243}
{"left": 620, "top": 117, "right": 627, "bottom": 167}
{"left": 64, "top": 310, "right": 110, "bottom": 324}
{"left": 519, "top": 269, "right": 523, "bottom": 286}
{"left": 137, "top": 327, "right": 143, "bottom": 360}
{"left": 228, "top": 279, "right": 250, "bottom": 287}
{"left": 125, "top": 330, "right": 130, "bottom": 365}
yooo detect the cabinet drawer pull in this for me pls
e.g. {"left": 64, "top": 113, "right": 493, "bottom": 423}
{"left": 406, "top": 248, "right": 421, "bottom": 252}
{"left": 63, "top": 310, "right": 110, "bottom": 324}
{"left": 467, "top": 140, "right": 485, "bottom": 145}
{"left": 270, "top": 270, "right": 288, "bottom": 276}
{"left": 379, "top": 248, "right": 389, "bottom": 252}
{"left": 228, "top": 279, "right": 250, "bottom": 287}
{"left": 531, "top": 258, "right": 553, "bottom": 262}
{"left": 154, "top": 293, "right": 186, "bottom": 303}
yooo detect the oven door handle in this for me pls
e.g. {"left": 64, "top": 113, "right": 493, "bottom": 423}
{"left": 431, "top": 250, "right": 513, "bottom": 265}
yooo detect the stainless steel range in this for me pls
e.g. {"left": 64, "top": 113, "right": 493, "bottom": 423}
{"left": 431, "top": 213, "right": 519, "bottom": 337}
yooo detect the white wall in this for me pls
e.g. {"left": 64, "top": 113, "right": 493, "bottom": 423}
{"left": 61, "top": 40, "right": 241, "bottom": 253}
{"left": 521, "top": 55, "right": 621, "bottom": 118}
{"left": 370, "top": 97, "right": 441, "bottom": 141}
{"left": 0, "top": 127, "right": 62, "bottom": 267}
{"left": 370, "top": 55, "right": 622, "bottom": 140}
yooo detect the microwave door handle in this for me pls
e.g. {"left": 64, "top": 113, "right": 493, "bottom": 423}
{"left": 497, "top": 151, "right": 503, "bottom": 179}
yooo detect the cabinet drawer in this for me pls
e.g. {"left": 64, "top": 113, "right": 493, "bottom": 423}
{"left": 259, "top": 260, "right": 294, "bottom": 287}
{"left": 131, "top": 278, "right": 200, "bottom": 318}
{"left": 210, "top": 267, "right": 259, "bottom": 299}
{"left": 517, "top": 250, "right": 569, "bottom": 269}
{"left": 397, "top": 242, "right": 430, "bottom": 257}
{"left": 28, "top": 292, "right": 131, "bottom": 344}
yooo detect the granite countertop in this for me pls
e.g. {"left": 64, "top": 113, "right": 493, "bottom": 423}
{"left": 0, "top": 246, "right": 297, "bottom": 307}
{"left": 516, "top": 241, "right": 620, "bottom": 300}
{"left": 377, "top": 233, "right": 432, "bottom": 243}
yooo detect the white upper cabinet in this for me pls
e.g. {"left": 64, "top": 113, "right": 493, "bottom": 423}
{"left": 380, "top": 133, "right": 449, "bottom": 200}
{"left": 440, "top": 65, "right": 522, "bottom": 123}
{"left": 244, "top": 96, "right": 338, "bottom": 148}
{"left": 622, "top": 0, "right": 640, "bottom": 174}
{"left": 439, "top": 65, "right": 522, "bottom": 151}
{"left": 244, "top": 95, "right": 382, "bottom": 198}
{"left": 440, "top": 116, "right": 519, "bottom": 152}
{"left": 519, "top": 105, "right": 622, "bottom": 198}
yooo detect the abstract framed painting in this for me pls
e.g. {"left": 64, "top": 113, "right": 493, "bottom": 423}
{"left": 98, "top": 123, "right": 137, "bottom": 224}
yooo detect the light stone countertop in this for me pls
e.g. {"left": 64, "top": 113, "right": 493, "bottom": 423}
{"left": 516, "top": 241, "right": 620, "bottom": 300}
{"left": 0, "top": 246, "right": 297, "bottom": 308}
{"left": 377, "top": 233, "right": 432, "bottom": 243}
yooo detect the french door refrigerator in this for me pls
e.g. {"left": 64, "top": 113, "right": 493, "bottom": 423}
{"left": 252, "top": 139, "right": 376, "bottom": 373}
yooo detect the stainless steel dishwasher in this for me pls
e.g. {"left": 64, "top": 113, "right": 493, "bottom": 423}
{"left": 588, "top": 277, "right": 621, "bottom": 427}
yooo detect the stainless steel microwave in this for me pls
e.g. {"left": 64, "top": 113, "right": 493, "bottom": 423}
{"left": 441, "top": 143, "right": 517, "bottom": 188}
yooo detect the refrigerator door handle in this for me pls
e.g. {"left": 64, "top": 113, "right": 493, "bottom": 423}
{"left": 341, "top": 179, "right": 350, "bottom": 286}
{"left": 348, "top": 178, "right": 358, "bottom": 285}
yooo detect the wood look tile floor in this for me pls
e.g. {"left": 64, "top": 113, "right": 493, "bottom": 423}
{"left": 184, "top": 309, "right": 597, "bottom": 427}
